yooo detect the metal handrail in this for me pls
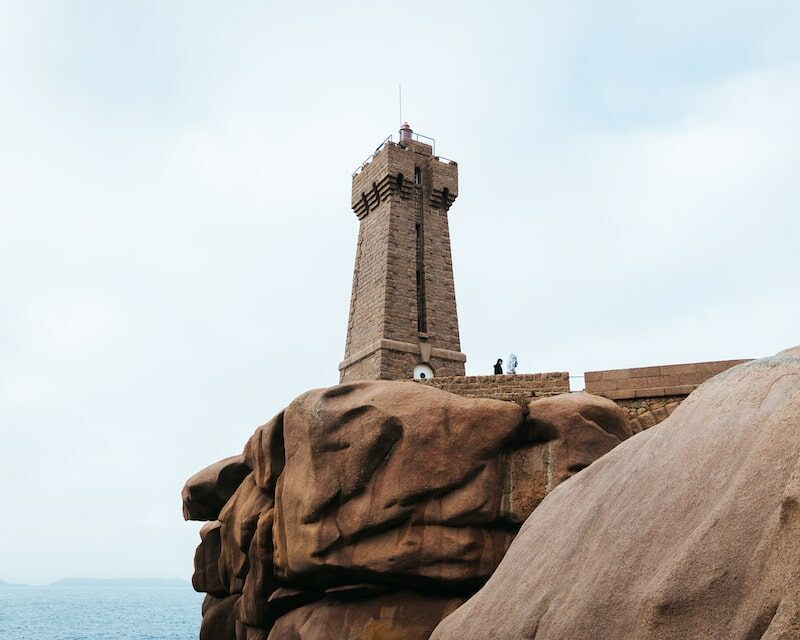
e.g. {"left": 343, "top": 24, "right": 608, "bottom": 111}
{"left": 351, "top": 129, "right": 440, "bottom": 177}
{"left": 352, "top": 135, "right": 393, "bottom": 177}
{"left": 408, "top": 132, "right": 435, "bottom": 155}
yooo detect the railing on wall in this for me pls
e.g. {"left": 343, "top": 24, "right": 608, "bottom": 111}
{"left": 351, "top": 129, "right": 440, "bottom": 177}
{"left": 405, "top": 131, "right": 436, "bottom": 155}
{"left": 352, "top": 135, "right": 393, "bottom": 177}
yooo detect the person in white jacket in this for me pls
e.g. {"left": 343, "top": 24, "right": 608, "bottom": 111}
{"left": 507, "top": 353, "right": 518, "bottom": 374}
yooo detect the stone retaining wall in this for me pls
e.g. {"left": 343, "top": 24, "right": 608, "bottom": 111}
{"left": 584, "top": 360, "right": 749, "bottom": 400}
{"left": 418, "top": 372, "right": 570, "bottom": 403}
{"left": 419, "top": 358, "right": 749, "bottom": 431}
{"left": 415, "top": 359, "right": 749, "bottom": 432}
{"left": 615, "top": 396, "right": 684, "bottom": 433}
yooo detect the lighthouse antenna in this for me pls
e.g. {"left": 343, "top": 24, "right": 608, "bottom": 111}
{"left": 398, "top": 82, "right": 402, "bottom": 129}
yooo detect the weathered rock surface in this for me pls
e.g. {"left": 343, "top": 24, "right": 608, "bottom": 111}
{"left": 235, "top": 509, "right": 276, "bottom": 628}
{"left": 184, "top": 381, "right": 633, "bottom": 638}
{"left": 267, "top": 591, "right": 466, "bottom": 640}
{"left": 200, "top": 594, "right": 240, "bottom": 640}
{"left": 183, "top": 455, "right": 251, "bottom": 521}
{"left": 193, "top": 521, "right": 225, "bottom": 597}
{"left": 431, "top": 349, "right": 800, "bottom": 640}
{"left": 272, "top": 381, "right": 528, "bottom": 590}
{"left": 218, "top": 473, "right": 273, "bottom": 595}
{"left": 500, "top": 392, "right": 631, "bottom": 523}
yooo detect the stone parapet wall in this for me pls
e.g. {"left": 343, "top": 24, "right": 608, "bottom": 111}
{"left": 584, "top": 359, "right": 749, "bottom": 400}
{"left": 418, "top": 372, "right": 570, "bottom": 403}
{"left": 413, "top": 359, "right": 750, "bottom": 431}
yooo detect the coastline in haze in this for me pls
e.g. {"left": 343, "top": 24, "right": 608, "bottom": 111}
{"left": 0, "top": 581, "right": 201, "bottom": 639}
{"left": 50, "top": 577, "right": 190, "bottom": 588}
{"left": 0, "top": 579, "right": 28, "bottom": 587}
{"left": 1, "top": 577, "right": 190, "bottom": 587}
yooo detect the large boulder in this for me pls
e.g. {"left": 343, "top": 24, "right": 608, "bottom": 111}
{"left": 182, "top": 455, "right": 251, "bottom": 521}
{"left": 266, "top": 590, "right": 466, "bottom": 640}
{"left": 192, "top": 521, "right": 226, "bottom": 597}
{"left": 235, "top": 509, "right": 276, "bottom": 628}
{"left": 431, "top": 349, "right": 800, "bottom": 640}
{"left": 271, "top": 381, "right": 530, "bottom": 590}
{"left": 200, "top": 594, "right": 240, "bottom": 640}
{"left": 500, "top": 392, "right": 631, "bottom": 523}
{"left": 186, "top": 381, "right": 633, "bottom": 637}
{"left": 218, "top": 474, "right": 273, "bottom": 595}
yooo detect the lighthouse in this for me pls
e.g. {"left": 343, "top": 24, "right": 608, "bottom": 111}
{"left": 339, "top": 124, "right": 466, "bottom": 382}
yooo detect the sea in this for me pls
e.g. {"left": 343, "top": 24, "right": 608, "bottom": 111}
{"left": 0, "top": 587, "right": 204, "bottom": 640}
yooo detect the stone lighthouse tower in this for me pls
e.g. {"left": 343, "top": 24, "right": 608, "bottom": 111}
{"left": 339, "top": 123, "right": 467, "bottom": 382}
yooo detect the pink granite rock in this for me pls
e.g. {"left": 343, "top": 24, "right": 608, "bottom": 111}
{"left": 192, "top": 521, "right": 226, "bottom": 597}
{"left": 431, "top": 350, "right": 800, "bottom": 640}
{"left": 182, "top": 455, "right": 251, "bottom": 521}
{"left": 188, "top": 381, "right": 633, "bottom": 638}
{"left": 218, "top": 474, "right": 272, "bottom": 595}
{"left": 271, "top": 381, "right": 527, "bottom": 589}
{"left": 500, "top": 392, "right": 633, "bottom": 523}
{"left": 200, "top": 594, "right": 239, "bottom": 640}
{"left": 267, "top": 590, "right": 465, "bottom": 640}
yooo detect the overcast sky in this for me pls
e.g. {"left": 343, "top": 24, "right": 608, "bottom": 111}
{"left": 1, "top": 1, "right": 798, "bottom": 584}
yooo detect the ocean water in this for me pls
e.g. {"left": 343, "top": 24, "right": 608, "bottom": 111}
{"left": 0, "top": 587, "right": 204, "bottom": 640}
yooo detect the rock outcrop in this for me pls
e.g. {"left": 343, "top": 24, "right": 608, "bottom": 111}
{"left": 183, "top": 455, "right": 251, "bottom": 521}
{"left": 431, "top": 349, "right": 800, "bottom": 640}
{"left": 184, "top": 381, "right": 631, "bottom": 638}
{"left": 268, "top": 591, "right": 466, "bottom": 640}
{"left": 501, "top": 392, "right": 632, "bottom": 522}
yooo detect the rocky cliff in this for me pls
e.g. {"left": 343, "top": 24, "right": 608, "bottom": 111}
{"left": 183, "top": 382, "right": 631, "bottom": 639}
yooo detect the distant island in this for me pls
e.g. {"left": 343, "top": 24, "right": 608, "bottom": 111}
{"left": 1, "top": 577, "right": 190, "bottom": 588}
{"left": 50, "top": 577, "right": 190, "bottom": 588}
{"left": 0, "top": 579, "right": 29, "bottom": 587}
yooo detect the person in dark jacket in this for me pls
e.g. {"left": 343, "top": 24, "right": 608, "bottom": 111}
{"left": 493, "top": 358, "right": 503, "bottom": 375}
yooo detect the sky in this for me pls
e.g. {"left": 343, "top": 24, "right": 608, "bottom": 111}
{"left": 1, "top": 1, "right": 798, "bottom": 584}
